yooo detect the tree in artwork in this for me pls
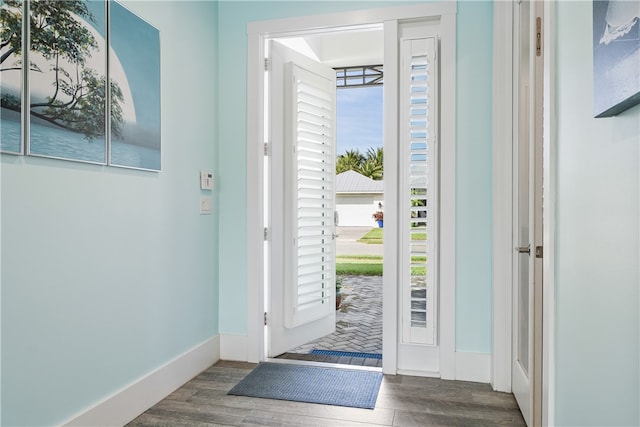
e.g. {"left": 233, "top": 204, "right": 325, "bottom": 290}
{"left": 0, "top": 0, "right": 23, "bottom": 112}
{"left": 0, "top": 0, "right": 123, "bottom": 141}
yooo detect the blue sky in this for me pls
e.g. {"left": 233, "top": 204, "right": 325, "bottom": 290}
{"left": 336, "top": 86, "right": 383, "bottom": 155}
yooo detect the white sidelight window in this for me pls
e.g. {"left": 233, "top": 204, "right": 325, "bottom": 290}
{"left": 400, "top": 37, "right": 438, "bottom": 345}
{"left": 283, "top": 62, "right": 336, "bottom": 329}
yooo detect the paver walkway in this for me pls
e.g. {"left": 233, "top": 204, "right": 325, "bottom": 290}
{"left": 289, "top": 275, "right": 382, "bottom": 355}
{"left": 276, "top": 227, "right": 383, "bottom": 367}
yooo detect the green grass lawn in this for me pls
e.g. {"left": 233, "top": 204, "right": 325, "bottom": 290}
{"left": 357, "top": 228, "right": 383, "bottom": 244}
{"left": 336, "top": 254, "right": 426, "bottom": 276}
{"left": 336, "top": 254, "right": 382, "bottom": 275}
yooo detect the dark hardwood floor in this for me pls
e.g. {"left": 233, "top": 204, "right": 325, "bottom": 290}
{"left": 127, "top": 360, "right": 526, "bottom": 427}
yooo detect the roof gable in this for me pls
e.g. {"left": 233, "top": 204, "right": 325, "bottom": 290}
{"left": 336, "top": 170, "right": 383, "bottom": 193}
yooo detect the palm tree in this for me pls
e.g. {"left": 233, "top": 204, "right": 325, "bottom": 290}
{"left": 336, "top": 149, "right": 365, "bottom": 174}
{"left": 366, "top": 147, "right": 383, "bottom": 169}
{"left": 336, "top": 147, "right": 384, "bottom": 180}
{"left": 358, "top": 158, "right": 383, "bottom": 180}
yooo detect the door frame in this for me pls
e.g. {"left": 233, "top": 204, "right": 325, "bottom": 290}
{"left": 246, "top": 2, "right": 457, "bottom": 377}
{"left": 492, "top": 1, "right": 556, "bottom": 424}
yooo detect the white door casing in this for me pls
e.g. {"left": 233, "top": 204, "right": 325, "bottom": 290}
{"left": 267, "top": 40, "right": 337, "bottom": 357}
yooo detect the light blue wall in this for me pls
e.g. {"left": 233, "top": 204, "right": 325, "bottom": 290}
{"left": 554, "top": 1, "right": 639, "bottom": 426}
{"left": 0, "top": 1, "right": 219, "bottom": 425}
{"left": 217, "top": 0, "right": 494, "bottom": 353}
{"left": 455, "top": 0, "right": 493, "bottom": 353}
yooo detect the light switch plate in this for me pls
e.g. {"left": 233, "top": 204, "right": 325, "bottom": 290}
{"left": 200, "top": 197, "right": 212, "bottom": 214}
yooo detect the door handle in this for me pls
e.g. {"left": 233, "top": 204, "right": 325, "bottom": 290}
{"left": 515, "top": 244, "right": 531, "bottom": 255}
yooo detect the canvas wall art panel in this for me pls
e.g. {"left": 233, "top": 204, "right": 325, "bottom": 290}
{"left": 1, "top": 0, "right": 24, "bottom": 154}
{"left": 593, "top": 0, "right": 640, "bottom": 118}
{"left": 109, "top": 1, "right": 161, "bottom": 171}
{"left": 28, "top": 0, "right": 108, "bottom": 163}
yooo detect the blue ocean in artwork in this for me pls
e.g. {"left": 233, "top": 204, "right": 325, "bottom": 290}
{"left": 30, "top": 120, "right": 106, "bottom": 163}
{"left": 1, "top": 110, "right": 22, "bottom": 153}
{"left": 28, "top": 120, "right": 160, "bottom": 170}
{"left": 2, "top": 111, "right": 159, "bottom": 169}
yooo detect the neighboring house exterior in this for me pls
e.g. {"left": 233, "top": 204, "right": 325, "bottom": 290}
{"left": 335, "top": 170, "right": 383, "bottom": 227}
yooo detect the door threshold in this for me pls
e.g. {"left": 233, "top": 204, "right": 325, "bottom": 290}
{"left": 266, "top": 357, "right": 382, "bottom": 372}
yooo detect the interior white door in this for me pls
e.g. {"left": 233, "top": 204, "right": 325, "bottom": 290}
{"left": 512, "top": 1, "right": 543, "bottom": 425}
{"left": 267, "top": 40, "right": 337, "bottom": 358}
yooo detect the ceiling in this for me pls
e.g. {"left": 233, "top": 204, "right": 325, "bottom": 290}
{"left": 274, "top": 26, "right": 384, "bottom": 68}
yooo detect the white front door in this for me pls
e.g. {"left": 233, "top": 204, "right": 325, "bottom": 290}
{"left": 267, "top": 40, "right": 337, "bottom": 357}
{"left": 512, "top": 1, "right": 543, "bottom": 424}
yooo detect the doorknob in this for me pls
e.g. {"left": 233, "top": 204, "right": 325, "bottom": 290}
{"left": 515, "top": 244, "right": 531, "bottom": 255}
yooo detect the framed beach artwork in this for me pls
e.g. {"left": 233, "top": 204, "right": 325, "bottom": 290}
{"left": 0, "top": 0, "right": 24, "bottom": 154}
{"left": 28, "top": 0, "right": 108, "bottom": 164}
{"left": 109, "top": 1, "right": 161, "bottom": 171}
{"left": 593, "top": 0, "right": 640, "bottom": 118}
{"left": 1, "top": 0, "right": 160, "bottom": 171}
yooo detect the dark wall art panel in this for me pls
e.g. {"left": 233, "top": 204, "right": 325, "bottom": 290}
{"left": 593, "top": 0, "right": 640, "bottom": 118}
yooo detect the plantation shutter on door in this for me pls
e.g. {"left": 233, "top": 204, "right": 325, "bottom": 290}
{"left": 283, "top": 62, "right": 336, "bottom": 329}
{"left": 401, "top": 37, "right": 438, "bottom": 345}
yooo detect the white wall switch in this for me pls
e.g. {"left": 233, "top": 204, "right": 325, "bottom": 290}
{"left": 200, "top": 197, "right": 212, "bottom": 214}
{"left": 200, "top": 170, "right": 214, "bottom": 190}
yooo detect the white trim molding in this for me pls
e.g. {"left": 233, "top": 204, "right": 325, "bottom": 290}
{"left": 62, "top": 336, "right": 219, "bottom": 427}
{"left": 382, "top": 18, "right": 399, "bottom": 375}
{"left": 492, "top": 0, "right": 514, "bottom": 393}
{"left": 437, "top": 8, "right": 457, "bottom": 382}
{"left": 220, "top": 334, "right": 249, "bottom": 362}
{"left": 541, "top": 1, "right": 556, "bottom": 425}
{"left": 246, "top": 22, "right": 265, "bottom": 364}
{"left": 247, "top": 3, "right": 456, "bottom": 36}
{"left": 455, "top": 352, "right": 491, "bottom": 384}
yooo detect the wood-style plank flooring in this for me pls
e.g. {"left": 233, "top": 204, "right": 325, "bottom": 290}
{"left": 127, "top": 360, "right": 526, "bottom": 427}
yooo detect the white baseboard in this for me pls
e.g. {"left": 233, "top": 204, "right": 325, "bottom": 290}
{"left": 396, "top": 369, "right": 440, "bottom": 378}
{"left": 62, "top": 335, "right": 220, "bottom": 427}
{"left": 455, "top": 352, "right": 491, "bottom": 383}
{"left": 220, "top": 334, "right": 248, "bottom": 361}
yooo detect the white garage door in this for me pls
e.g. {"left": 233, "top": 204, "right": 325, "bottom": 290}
{"left": 335, "top": 194, "right": 382, "bottom": 227}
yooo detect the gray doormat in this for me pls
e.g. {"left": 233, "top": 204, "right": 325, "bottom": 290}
{"left": 227, "top": 362, "right": 383, "bottom": 409}
{"left": 310, "top": 349, "right": 382, "bottom": 359}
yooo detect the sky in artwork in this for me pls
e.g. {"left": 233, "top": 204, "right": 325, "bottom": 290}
{"left": 110, "top": 1, "right": 161, "bottom": 135}
{"left": 336, "top": 86, "right": 383, "bottom": 156}
{"left": 83, "top": 0, "right": 160, "bottom": 148}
